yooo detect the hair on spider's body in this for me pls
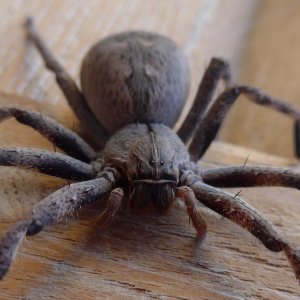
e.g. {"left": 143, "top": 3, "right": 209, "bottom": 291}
{"left": 1, "top": 17, "right": 300, "bottom": 283}
{"left": 103, "top": 122, "right": 186, "bottom": 214}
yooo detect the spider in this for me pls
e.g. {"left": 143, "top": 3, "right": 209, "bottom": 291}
{"left": 1, "top": 18, "right": 300, "bottom": 283}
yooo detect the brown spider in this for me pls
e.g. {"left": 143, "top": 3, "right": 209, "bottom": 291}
{"left": 1, "top": 18, "right": 300, "bottom": 283}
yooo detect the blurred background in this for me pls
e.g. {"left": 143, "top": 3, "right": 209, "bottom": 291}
{"left": 0, "top": 0, "right": 300, "bottom": 158}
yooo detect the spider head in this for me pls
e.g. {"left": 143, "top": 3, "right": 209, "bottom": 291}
{"left": 127, "top": 127, "right": 179, "bottom": 214}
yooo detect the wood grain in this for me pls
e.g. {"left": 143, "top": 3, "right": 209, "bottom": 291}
{"left": 1, "top": 1, "right": 300, "bottom": 299}
{"left": 1, "top": 93, "right": 300, "bottom": 299}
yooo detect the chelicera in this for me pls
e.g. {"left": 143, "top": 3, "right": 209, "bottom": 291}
{"left": 1, "top": 18, "right": 300, "bottom": 283}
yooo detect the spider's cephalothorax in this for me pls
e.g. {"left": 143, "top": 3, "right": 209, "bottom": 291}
{"left": 1, "top": 17, "right": 300, "bottom": 283}
{"left": 104, "top": 123, "right": 187, "bottom": 214}
{"left": 127, "top": 127, "right": 178, "bottom": 214}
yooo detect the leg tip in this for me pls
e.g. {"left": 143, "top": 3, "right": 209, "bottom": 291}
{"left": 24, "top": 17, "right": 34, "bottom": 33}
{"left": 284, "top": 245, "right": 300, "bottom": 283}
{"left": 195, "top": 231, "right": 207, "bottom": 243}
{"left": 0, "top": 108, "right": 10, "bottom": 123}
{"left": 0, "top": 264, "right": 9, "bottom": 280}
{"left": 294, "top": 121, "right": 300, "bottom": 158}
{"left": 0, "top": 221, "right": 28, "bottom": 280}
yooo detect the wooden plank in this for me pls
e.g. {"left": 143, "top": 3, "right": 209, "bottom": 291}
{"left": 3, "top": 1, "right": 300, "bottom": 299}
{"left": 0, "top": 93, "right": 300, "bottom": 299}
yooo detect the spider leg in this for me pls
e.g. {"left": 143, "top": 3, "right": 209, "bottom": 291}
{"left": 0, "top": 167, "right": 119, "bottom": 279}
{"left": 181, "top": 170, "right": 300, "bottom": 282}
{"left": 188, "top": 85, "right": 300, "bottom": 161}
{"left": 24, "top": 18, "right": 109, "bottom": 149}
{"left": 0, "top": 147, "right": 97, "bottom": 180}
{"left": 202, "top": 165, "right": 300, "bottom": 189}
{"left": 97, "top": 187, "right": 124, "bottom": 229}
{"left": 0, "top": 107, "right": 95, "bottom": 162}
{"left": 176, "top": 186, "right": 207, "bottom": 239}
{"left": 177, "top": 58, "right": 231, "bottom": 143}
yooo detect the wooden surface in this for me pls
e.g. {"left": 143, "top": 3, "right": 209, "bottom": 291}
{"left": 4, "top": 1, "right": 300, "bottom": 159}
{"left": 0, "top": 93, "right": 300, "bottom": 299}
{"left": 220, "top": 0, "right": 300, "bottom": 158}
{"left": 1, "top": 1, "right": 300, "bottom": 299}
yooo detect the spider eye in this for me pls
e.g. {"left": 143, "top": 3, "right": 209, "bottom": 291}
{"left": 160, "top": 160, "right": 164, "bottom": 166}
{"left": 149, "top": 159, "right": 155, "bottom": 166}
{"left": 137, "top": 161, "right": 142, "bottom": 168}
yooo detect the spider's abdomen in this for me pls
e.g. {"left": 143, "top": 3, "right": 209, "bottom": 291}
{"left": 80, "top": 31, "right": 190, "bottom": 133}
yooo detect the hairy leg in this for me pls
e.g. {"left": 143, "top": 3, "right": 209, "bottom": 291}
{"left": 97, "top": 187, "right": 124, "bottom": 229}
{"left": 188, "top": 85, "right": 300, "bottom": 161}
{"left": 0, "top": 147, "right": 97, "bottom": 180}
{"left": 0, "top": 107, "right": 95, "bottom": 162}
{"left": 181, "top": 171, "right": 300, "bottom": 281}
{"left": 25, "top": 18, "right": 109, "bottom": 149}
{"left": 202, "top": 165, "right": 300, "bottom": 189}
{"left": 0, "top": 167, "right": 119, "bottom": 279}
{"left": 177, "top": 58, "right": 231, "bottom": 143}
{"left": 176, "top": 186, "right": 207, "bottom": 239}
